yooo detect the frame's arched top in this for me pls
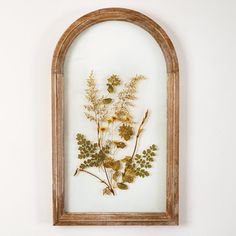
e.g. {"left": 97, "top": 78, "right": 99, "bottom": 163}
{"left": 52, "top": 8, "right": 179, "bottom": 75}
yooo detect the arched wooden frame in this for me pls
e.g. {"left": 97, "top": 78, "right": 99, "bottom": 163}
{"left": 52, "top": 8, "right": 179, "bottom": 225}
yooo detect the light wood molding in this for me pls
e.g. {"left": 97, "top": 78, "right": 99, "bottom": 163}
{"left": 52, "top": 7, "right": 179, "bottom": 226}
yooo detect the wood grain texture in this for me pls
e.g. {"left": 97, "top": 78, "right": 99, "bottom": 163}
{"left": 51, "top": 7, "right": 179, "bottom": 226}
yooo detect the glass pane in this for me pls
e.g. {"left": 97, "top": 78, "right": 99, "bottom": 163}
{"left": 64, "top": 21, "right": 167, "bottom": 212}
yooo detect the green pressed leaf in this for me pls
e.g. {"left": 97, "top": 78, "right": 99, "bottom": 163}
{"left": 113, "top": 141, "right": 126, "bottom": 149}
{"left": 121, "top": 156, "right": 132, "bottom": 163}
{"left": 103, "top": 98, "right": 112, "bottom": 104}
{"left": 117, "top": 183, "right": 128, "bottom": 190}
{"left": 151, "top": 144, "right": 158, "bottom": 150}
{"left": 122, "top": 168, "right": 136, "bottom": 183}
{"left": 80, "top": 163, "right": 86, "bottom": 169}
{"left": 112, "top": 171, "right": 120, "bottom": 181}
{"left": 107, "top": 84, "right": 114, "bottom": 93}
{"left": 112, "top": 160, "right": 121, "bottom": 171}
{"left": 76, "top": 133, "right": 98, "bottom": 160}
{"left": 102, "top": 145, "right": 110, "bottom": 154}
{"left": 132, "top": 144, "right": 158, "bottom": 178}
{"left": 103, "top": 156, "right": 114, "bottom": 168}
{"left": 79, "top": 149, "right": 107, "bottom": 169}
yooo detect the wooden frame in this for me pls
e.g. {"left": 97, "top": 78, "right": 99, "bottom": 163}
{"left": 52, "top": 7, "right": 179, "bottom": 225}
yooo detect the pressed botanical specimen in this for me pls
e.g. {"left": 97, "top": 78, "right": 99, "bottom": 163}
{"left": 74, "top": 72, "right": 158, "bottom": 195}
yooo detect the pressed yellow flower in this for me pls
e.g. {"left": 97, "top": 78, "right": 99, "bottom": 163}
{"left": 106, "top": 117, "right": 113, "bottom": 123}
{"left": 118, "top": 124, "right": 133, "bottom": 141}
{"left": 123, "top": 115, "right": 132, "bottom": 123}
{"left": 100, "top": 126, "right": 107, "bottom": 132}
{"left": 111, "top": 115, "right": 117, "bottom": 122}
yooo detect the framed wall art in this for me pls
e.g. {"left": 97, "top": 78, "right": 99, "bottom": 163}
{"left": 52, "top": 7, "right": 179, "bottom": 225}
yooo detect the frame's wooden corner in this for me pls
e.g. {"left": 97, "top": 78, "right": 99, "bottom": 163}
{"left": 53, "top": 219, "right": 59, "bottom": 226}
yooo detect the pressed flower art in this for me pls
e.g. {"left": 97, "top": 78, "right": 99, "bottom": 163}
{"left": 74, "top": 72, "right": 158, "bottom": 195}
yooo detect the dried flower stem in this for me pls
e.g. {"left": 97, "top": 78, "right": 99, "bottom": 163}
{"left": 96, "top": 119, "right": 114, "bottom": 194}
{"left": 131, "top": 110, "right": 149, "bottom": 159}
{"left": 102, "top": 164, "right": 114, "bottom": 195}
{"left": 97, "top": 120, "right": 101, "bottom": 148}
{"left": 75, "top": 168, "right": 115, "bottom": 195}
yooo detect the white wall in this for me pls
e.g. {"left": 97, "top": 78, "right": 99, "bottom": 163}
{"left": 0, "top": 0, "right": 236, "bottom": 235}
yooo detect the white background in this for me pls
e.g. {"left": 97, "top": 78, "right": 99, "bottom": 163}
{"left": 0, "top": 0, "right": 236, "bottom": 235}
{"left": 64, "top": 21, "right": 167, "bottom": 212}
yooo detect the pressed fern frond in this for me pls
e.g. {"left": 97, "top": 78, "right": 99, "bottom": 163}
{"left": 84, "top": 71, "right": 99, "bottom": 121}
{"left": 84, "top": 71, "right": 108, "bottom": 122}
{"left": 114, "top": 75, "right": 145, "bottom": 123}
